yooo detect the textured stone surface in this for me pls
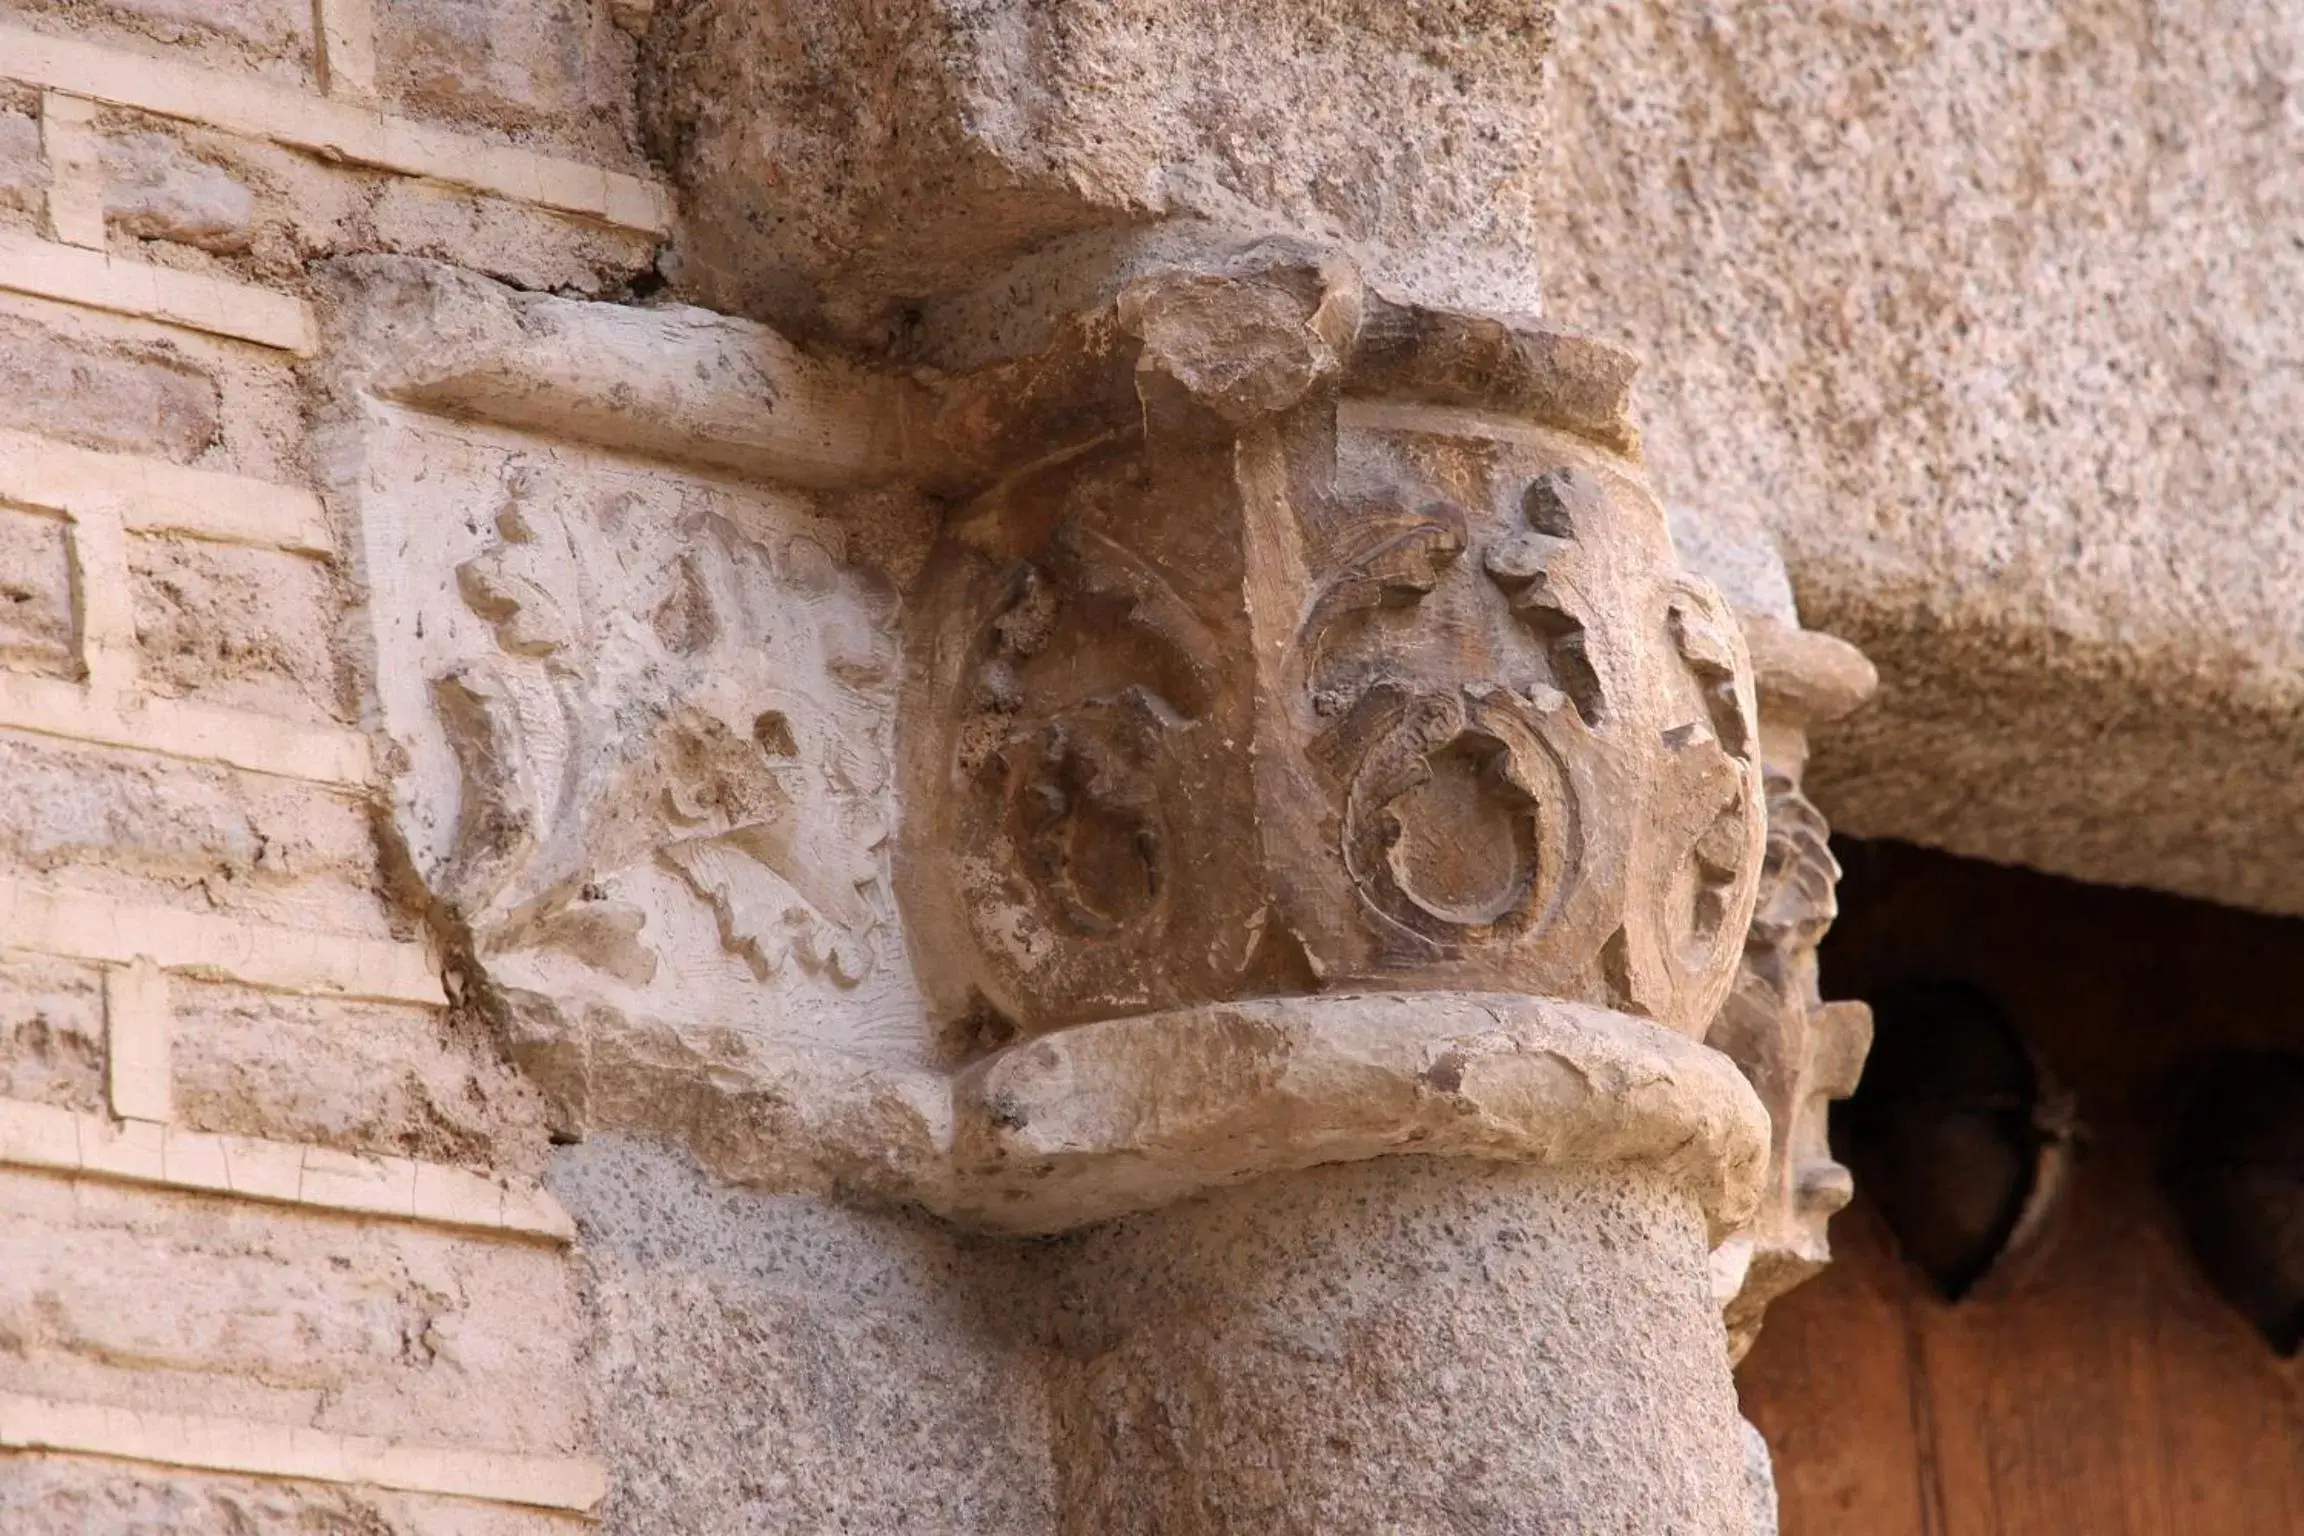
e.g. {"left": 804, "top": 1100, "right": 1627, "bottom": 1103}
{"left": 171, "top": 981, "right": 552, "bottom": 1176}
{"left": 0, "top": 1453, "right": 586, "bottom": 1535}
{"left": 320, "top": 258, "right": 948, "bottom": 1203}
{"left": 0, "top": 0, "right": 313, "bottom": 72}
{"left": 0, "top": 951, "right": 105, "bottom": 1112}
{"left": 0, "top": 285, "right": 303, "bottom": 482}
{"left": 0, "top": 108, "right": 46, "bottom": 216}
{"left": 129, "top": 537, "right": 348, "bottom": 724}
{"left": 0, "top": 313, "right": 218, "bottom": 462}
{"left": 315, "top": 255, "right": 932, "bottom": 487}
{"left": 1536, "top": 0, "right": 2304, "bottom": 920}
{"left": 949, "top": 992, "right": 1768, "bottom": 1239}
{"left": 359, "top": 175, "right": 657, "bottom": 296}
{"left": 1738, "top": 1417, "right": 1780, "bottom": 1535}
{"left": 1668, "top": 503, "right": 1797, "bottom": 629}
{"left": 6, "top": 0, "right": 2300, "bottom": 1525}
{"left": 644, "top": 0, "right": 1559, "bottom": 345}
{"left": 68, "top": 112, "right": 654, "bottom": 297}
{"left": 103, "top": 129, "right": 257, "bottom": 252}
{"left": 903, "top": 250, "right": 1764, "bottom": 1044}
{"left": 338, "top": 392, "right": 922, "bottom": 1052}
{"left": 322, "top": 253, "right": 1772, "bottom": 1536}
{"left": 0, "top": 4, "right": 696, "bottom": 1527}
{"left": 1051, "top": 1156, "right": 1752, "bottom": 1534}
{"left": 377, "top": 0, "right": 638, "bottom": 161}
{"left": 1671, "top": 505, "right": 1878, "bottom": 1361}
{"left": 553, "top": 1138, "right": 1058, "bottom": 1536}
{"left": 0, "top": 735, "right": 387, "bottom": 929}
{"left": 0, "top": 504, "right": 72, "bottom": 677}
{"left": 0, "top": 1170, "right": 588, "bottom": 1453}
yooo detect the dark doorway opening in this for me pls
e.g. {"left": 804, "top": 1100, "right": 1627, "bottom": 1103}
{"left": 1739, "top": 838, "right": 2304, "bottom": 1536}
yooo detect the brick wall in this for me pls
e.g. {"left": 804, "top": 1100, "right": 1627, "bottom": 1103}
{"left": 0, "top": 2, "right": 668, "bottom": 1526}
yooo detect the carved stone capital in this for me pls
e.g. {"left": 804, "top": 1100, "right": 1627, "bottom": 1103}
{"left": 901, "top": 249, "right": 1770, "bottom": 1070}
{"left": 334, "top": 247, "right": 1788, "bottom": 1535}
{"left": 1705, "top": 612, "right": 1880, "bottom": 1361}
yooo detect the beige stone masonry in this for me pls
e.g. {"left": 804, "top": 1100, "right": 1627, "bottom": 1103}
{"left": 0, "top": 672, "right": 372, "bottom": 783}
{"left": 0, "top": 1098, "right": 574, "bottom": 1240}
{"left": 0, "top": 1391, "right": 604, "bottom": 1512}
{"left": 0, "top": 426, "right": 366, "bottom": 781}
{"left": 36, "top": 92, "right": 103, "bottom": 248}
{"left": 0, "top": 24, "right": 670, "bottom": 234}
{"left": 0, "top": 230, "right": 315, "bottom": 352}
{"left": 0, "top": 428, "right": 332, "bottom": 554}
{"left": 313, "top": 0, "right": 378, "bottom": 105}
{"left": 0, "top": 879, "right": 443, "bottom": 1004}
{"left": 60, "top": 479, "right": 138, "bottom": 698}
{"left": 102, "top": 954, "right": 170, "bottom": 1122}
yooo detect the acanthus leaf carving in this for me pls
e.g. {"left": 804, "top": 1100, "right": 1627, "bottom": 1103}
{"left": 1483, "top": 467, "right": 1609, "bottom": 728}
{"left": 900, "top": 251, "right": 1768, "bottom": 1042}
{"left": 430, "top": 457, "right": 901, "bottom": 1000}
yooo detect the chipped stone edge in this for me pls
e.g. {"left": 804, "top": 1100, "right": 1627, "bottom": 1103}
{"left": 0, "top": 1391, "right": 603, "bottom": 1511}
{"left": 314, "top": 254, "right": 935, "bottom": 491}
{"left": 941, "top": 991, "right": 1771, "bottom": 1241}
{"left": 0, "top": 1099, "right": 574, "bottom": 1242}
{"left": 0, "top": 22, "right": 669, "bottom": 235}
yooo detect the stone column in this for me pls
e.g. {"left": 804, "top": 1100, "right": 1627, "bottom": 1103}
{"left": 895, "top": 254, "right": 1775, "bottom": 1533}
{"left": 641, "top": 9, "right": 1784, "bottom": 1528}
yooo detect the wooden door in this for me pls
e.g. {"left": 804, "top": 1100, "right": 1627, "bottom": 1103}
{"left": 1740, "top": 841, "right": 2304, "bottom": 1536}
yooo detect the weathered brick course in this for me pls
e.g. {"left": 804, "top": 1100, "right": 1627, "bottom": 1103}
{"left": 104, "top": 129, "right": 255, "bottom": 251}
{"left": 0, "top": 313, "right": 217, "bottom": 461}
{"left": 0, "top": 0, "right": 313, "bottom": 79}
{"left": 129, "top": 538, "right": 346, "bottom": 725}
{"left": 0, "top": 952, "right": 104, "bottom": 1112}
{"left": 172, "top": 981, "right": 551, "bottom": 1177}
{"left": 0, "top": 504, "right": 73, "bottom": 677}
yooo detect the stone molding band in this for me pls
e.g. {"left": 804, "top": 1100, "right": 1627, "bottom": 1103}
{"left": 0, "top": 1392, "right": 605, "bottom": 1513}
{"left": 0, "top": 1098, "right": 575, "bottom": 1242}
{"left": 0, "top": 230, "right": 317, "bottom": 353}
{"left": 944, "top": 992, "right": 1769, "bottom": 1239}
{"left": 0, "top": 23, "right": 669, "bottom": 234}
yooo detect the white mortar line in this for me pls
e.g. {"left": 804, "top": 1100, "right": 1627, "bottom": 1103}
{"left": 0, "top": 879, "right": 445, "bottom": 1005}
{"left": 103, "top": 957, "right": 172, "bottom": 1123}
{"left": 0, "top": 1392, "right": 604, "bottom": 1511}
{"left": 37, "top": 91, "right": 105, "bottom": 248}
{"left": 0, "top": 429, "right": 332, "bottom": 555}
{"left": 0, "top": 1099, "right": 577, "bottom": 1243}
{"left": 62, "top": 499, "right": 139, "bottom": 704}
{"left": 0, "top": 230, "right": 316, "bottom": 353}
{"left": 312, "top": 0, "right": 379, "bottom": 104}
{"left": 0, "top": 24, "right": 670, "bottom": 234}
{"left": 0, "top": 673, "right": 373, "bottom": 786}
